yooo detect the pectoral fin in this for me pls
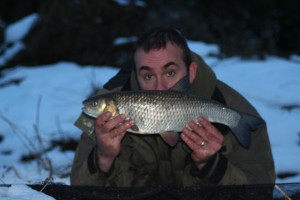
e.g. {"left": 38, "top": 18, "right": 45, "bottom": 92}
{"left": 160, "top": 131, "right": 180, "bottom": 146}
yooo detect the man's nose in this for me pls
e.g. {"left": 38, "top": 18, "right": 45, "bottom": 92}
{"left": 155, "top": 79, "right": 168, "bottom": 90}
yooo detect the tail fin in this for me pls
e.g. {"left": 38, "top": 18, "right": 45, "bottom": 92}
{"left": 231, "top": 113, "right": 265, "bottom": 149}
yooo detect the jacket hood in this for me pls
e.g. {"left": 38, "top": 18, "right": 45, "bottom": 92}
{"left": 129, "top": 52, "right": 217, "bottom": 99}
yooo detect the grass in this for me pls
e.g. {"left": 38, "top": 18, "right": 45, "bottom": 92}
{"left": 0, "top": 96, "right": 69, "bottom": 182}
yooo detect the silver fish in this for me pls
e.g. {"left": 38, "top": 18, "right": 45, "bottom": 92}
{"left": 82, "top": 90, "right": 264, "bottom": 149}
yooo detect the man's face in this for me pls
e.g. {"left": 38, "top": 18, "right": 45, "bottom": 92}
{"left": 134, "top": 42, "right": 196, "bottom": 90}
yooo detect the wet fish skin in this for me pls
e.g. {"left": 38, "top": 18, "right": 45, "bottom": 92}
{"left": 82, "top": 90, "right": 264, "bottom": 149}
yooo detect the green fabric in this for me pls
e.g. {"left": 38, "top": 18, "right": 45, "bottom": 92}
{"left": 71, "top": 52, "right": 275, "bottom": 186}
{"left": 190, "top": 52, "right": 217, "bottom": 98}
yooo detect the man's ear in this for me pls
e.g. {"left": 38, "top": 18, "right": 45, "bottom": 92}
{"left": 189, "top": 61, "right": 197, "bottom": 84}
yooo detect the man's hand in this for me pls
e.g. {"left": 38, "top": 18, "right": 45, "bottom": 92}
{"left": 95, "top": 112, "right": 134, "bottom": 172}
{"left": 181, "top": 116, "right": 224, "bottom": 170}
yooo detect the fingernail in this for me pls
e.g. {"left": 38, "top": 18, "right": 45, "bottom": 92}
{"left": 125, "top": 119, "right": 133, "bottom": 126}
{"left": 189, "top": 120, "right": 196, "bottom": 126}
{"left": 126, "top": 121, "right": 134, "bottom": 127}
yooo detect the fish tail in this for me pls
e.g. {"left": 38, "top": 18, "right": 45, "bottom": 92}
{"left": 231, "top": 113, "right": 265, "bottom": 149}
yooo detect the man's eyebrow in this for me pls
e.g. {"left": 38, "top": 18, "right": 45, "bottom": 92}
{"left": 138, "top": 62, "right": 180, "bottom": 72}
{"left": 138, "top": 66, "right": 152, "bottom": 72}
{"left": 163, "top": 61, "right": 180, "bottom": 69}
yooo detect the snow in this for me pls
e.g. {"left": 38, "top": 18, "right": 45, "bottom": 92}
{"left": 114, "top": 0, "right": 146, "bottom": 7}
{"left": 113, "top": 36, "right": 138, "bottom": 45}
{"left": 4, "top": 13, "right": 39, "bottom": 43}
{"left": 0, "top": 14, "right": 300, "bottom": 198}
{"left": 0, "top": 184, "right": 55, "bottom": 200}
{"left": 0, "top": 13, "right": 38, "bottom": 66}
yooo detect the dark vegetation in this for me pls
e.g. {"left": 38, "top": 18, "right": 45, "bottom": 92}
{"left": 1, "top": 0, "right": 299, "bottom": 184}
{"left": 277, "top": 172, "right": 299, "bottom": 180}
{"left": 20, "top": 138, "right": 78, "bottom": 163}
{"left": 0, "top": 0, "right": 300, "bottom": 70}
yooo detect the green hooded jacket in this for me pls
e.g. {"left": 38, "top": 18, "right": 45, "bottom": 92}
{"left": 70, "top": 53, "right": 275, "bottom": 187}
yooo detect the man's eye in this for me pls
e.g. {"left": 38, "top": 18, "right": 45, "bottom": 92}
{"left": 144, "top": 74, "right": 153, "bottom": 80}
{"left": 167, "top": 71, "right": 176, "bottom": 77}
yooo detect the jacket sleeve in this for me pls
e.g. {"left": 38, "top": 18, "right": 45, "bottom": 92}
{"left": 189, "top": 123, "right": 275, "bottom": 186}
{"left": 70, "top": 86, "right": 165, "bottom": 186}
{"left": 70, "top": 132, "right": 139, "bottom": 186}
{"left": 71, "top": 114, "right": 164, "bottom": 186}
{"left": 220, "top": 124, "right": 275, "bottom": 185}
{"left": 70, "top": 114, "right": 136, "bottom": 186}
{"left": 190, "top": 81, "right": 275, "bottom": 185}
{"left": 70, "top": 132, "right": 100, "bottom": 185}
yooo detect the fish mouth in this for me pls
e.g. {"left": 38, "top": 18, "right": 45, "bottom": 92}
{"left": 82, "top": 107, "right": 88, "bottom": 115}
{"left": 81, "top": 107, "right": 96, "bottom": 118}
{"left": 81, "top": 106, "right": 88, "bottom": 111}
{"left": 82, "top": 106, "right": 87, "bottom": 113}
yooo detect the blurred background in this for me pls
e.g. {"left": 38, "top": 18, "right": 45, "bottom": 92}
{"left": 1, "top": 0, "right": 299, "bottom": 70}
{"left": 1, "top": 0, "right": 300, "bottom": 193}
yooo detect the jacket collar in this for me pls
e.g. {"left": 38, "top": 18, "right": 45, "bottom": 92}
{"left": 190, "top": 52, "right": 217, "bottom": 98}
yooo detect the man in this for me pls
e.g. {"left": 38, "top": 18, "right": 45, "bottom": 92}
{"left": 71, "top": 27, "right": 275, "bottom": 186}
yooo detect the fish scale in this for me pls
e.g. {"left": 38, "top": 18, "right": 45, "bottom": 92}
{"left": 97, "top": 91, "right": 235, "bottom": 133}
{"left": 82, "top": 90, "right": 264, "bottom": 149}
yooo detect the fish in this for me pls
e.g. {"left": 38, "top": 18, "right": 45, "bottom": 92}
{"left": 82, "top": 89, "right": 264, "bottom": 149}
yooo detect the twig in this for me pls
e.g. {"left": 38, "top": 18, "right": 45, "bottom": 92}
{"left": 33, "top": 96, "right": 46, "bottom": 152}
{"left": 275, "top": 184, "right": 292, "bottom": 200}
{"left": 55, "top": 117, "right": 67, "bottom": 141}
{"left": 0, "top": 177, "right": 6, "bottom": 184}
{"left": 32, "top": 96, "right": 54, "bottom": 178}
{"left": 0, "top": 112, "right": 37, "bottom": 155}
{"left": 2, "top": 166, "right": 22, "bottom": 179}
{"left": 40, "top": 177, "right": 53, "bottom": 192}
{"left": 0, "top": 97, "right": 54, "bottom": 179}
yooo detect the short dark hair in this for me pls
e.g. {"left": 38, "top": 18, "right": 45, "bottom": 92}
{"left": 134, "top": 26, "right": 192, "bottom": 68}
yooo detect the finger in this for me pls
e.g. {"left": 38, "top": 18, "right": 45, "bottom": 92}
{"left": 181, "top": 127, "right": 203, "bottom": 151}
{"left": 198, "top": 117, "right": 224, "bottom": 142}
{"left": 95, "top": 112, "right": 112, "bottom": 129}
{"left": 182, "top": 127, "right": 203, "bottom": 143}
{"left": 182, "top": 125, "right": 220, "bottom": 152}
{"left": 188, "top": 120, "right": 207, "bottom": 138}
{"left": 187, "top": 120, "right": 220, "bottom": 147}
{"left": 100, "top": 114, "right": 127, "bottom": 133}
{"left": 182, "top": 128, "right": 221, "bottom": 166}
{"left": 110, "top": 119, "right": 134, "bottom": 139}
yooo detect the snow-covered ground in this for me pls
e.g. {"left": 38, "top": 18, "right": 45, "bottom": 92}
{"left": 0, "top": 13, "right": 299, "bottom": 198}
